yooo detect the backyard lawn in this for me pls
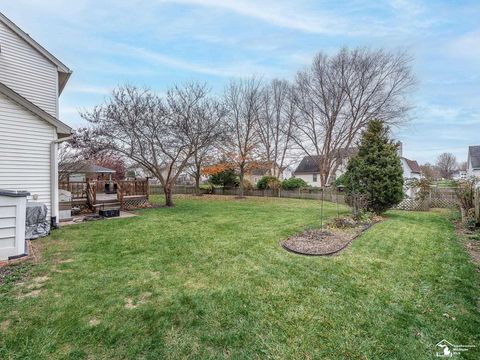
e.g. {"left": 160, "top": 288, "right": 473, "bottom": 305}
{"left": 0, "top": 197, "right": 478, "bottom": 359}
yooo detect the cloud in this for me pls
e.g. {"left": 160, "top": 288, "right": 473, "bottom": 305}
{"left": 449, "top": 30, "right": 480, "bottom": 61}
{"left": 111, "top": 43, "right": 288, "bottom": 78}
{"left": 67, "top": 85, "right": 111, "bottom": 95}
{"left": 161, "top": 0, "right": 364, "bottom": 35}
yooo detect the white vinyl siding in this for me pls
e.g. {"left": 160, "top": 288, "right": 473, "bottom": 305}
{"left": 0, "top": 93, "right": 54, "bottom": 215}
{"left": 0, "top": 21, "right": 58, "bottom": 117}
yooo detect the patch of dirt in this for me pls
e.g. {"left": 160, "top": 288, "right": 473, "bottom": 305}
{"left": 125, "top": 298, "right": 137, "bottom": 309}
{"left": 138, "top": 292, "right": 152, "bottom": 304}
{"left": 89, "top": 318, "right": 101, "bottom": 326}
{"left": 58, "top": 259, "right": 74, "bottom": 264}
{"left": 33, "top": 276, "right": 49, "bottom": 283}
{"left": 125, "top": 293, "right": 152, "bottom": 309}
{"left": 0, "top": 319, "right": 10, "bottom": 332}
{"left": 281, "top": 224, "right": 375, "bottom": 256}
{"left": 17, "top": 289, "right": 41, "bottom": 299}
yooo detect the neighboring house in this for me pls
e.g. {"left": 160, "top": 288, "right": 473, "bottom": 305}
{"left": 244, "top": 162, "right": 289, "bottom": 185}
{"left": 0, "top": 12, "right": 72, "bottom": 225}
{"left": 400, "top": 158, "right": 421, "bottom": 180}
{"left": 293, "top": 148, "right": 357, "bottom": 186}
{"left": 59, "top": 163, "right": 116, "bottom": 182}
{"left": 293, "top": 143, "right": 421, "bottom": 188}
{"left": 467, "top": 145, "right": 480, "bottom": 178}
{"left": 452, "top": 170, "right": 467, "bottom": 180}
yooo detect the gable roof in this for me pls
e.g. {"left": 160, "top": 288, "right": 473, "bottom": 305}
{"left": 0, "top": 12, "right": 72, "bottom": 94}
{"left": 59, "top": 162, "right": 116, "bottom": 174}
{"left": 468, "top": 145, "right": 480, "bottom": 169}
{"left": 0, "top": 82, "right": 72, "bottom": 137}
{"left": 294, "top": 148, "right": 357, "bottom": 174}
{"left": 402, "top": 157, "right": 421, "bottom": 173}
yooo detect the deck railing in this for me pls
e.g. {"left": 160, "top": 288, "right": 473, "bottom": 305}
{"left": 59, "top": 181, "right": 87, "bottom": 200}
{"left": 60, "top": 179, "right": 150, "bottom": 211}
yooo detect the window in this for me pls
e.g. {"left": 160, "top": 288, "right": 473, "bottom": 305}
{"left": 313, "top": 174, "right": 318, "bottom": 182}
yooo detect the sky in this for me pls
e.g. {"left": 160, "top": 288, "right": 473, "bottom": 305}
{"left": 1, "top": 0, "right": 479, "bottom": 164}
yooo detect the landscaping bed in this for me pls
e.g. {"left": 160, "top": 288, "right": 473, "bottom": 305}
{"left": 281, "top": 216, "right": 381, "bottom": 256}
{"left": 281, "top": 226, "right": 369, "bottom": 256}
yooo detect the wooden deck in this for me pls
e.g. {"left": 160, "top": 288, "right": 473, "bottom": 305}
{"left": 59, "top": 179, "right": 149, "bottom": 212}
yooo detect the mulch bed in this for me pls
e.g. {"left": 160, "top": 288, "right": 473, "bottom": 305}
{"left": 281, "top": 223, "right": 375, "bottom": 256}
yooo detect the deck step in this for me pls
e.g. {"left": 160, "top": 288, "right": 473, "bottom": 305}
{"left": 92, "top": 202, "right": 121, "bottom": 208}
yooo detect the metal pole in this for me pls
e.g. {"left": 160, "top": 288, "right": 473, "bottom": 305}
{"left": 320, "top": 187, "right": 324, "bottom": 229}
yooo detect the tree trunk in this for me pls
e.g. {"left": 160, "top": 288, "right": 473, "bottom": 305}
{"left": 239, "top": 170, "right": 244, "bottom": 198}
{"left": 164, "top": 185, "right": 174, "bottom": 207}
{"left": 194, "top": 173, "right": 201, "bottom": 196}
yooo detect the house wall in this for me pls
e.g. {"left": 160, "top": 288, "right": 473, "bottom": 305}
{"left": 467, "top": 157, "right": 480, "bottom": 178}
{"left": 0, "top": 21, "right": 58, "bottom": 117}
{"left": 468, "top": 169, "right": 480, "bottom": 178}
{"left": 294, "top": 173, "right": 320, "bottom": 187}
{"left": 400, "top": 159, "right": 421, "bottom": 180}
{"left": 0, "top": 93, "right": 55, "bottom": 216}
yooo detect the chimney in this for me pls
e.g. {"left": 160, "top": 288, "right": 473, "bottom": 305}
{"left": 397, "top": 141, "right": 403, "bottom": 157}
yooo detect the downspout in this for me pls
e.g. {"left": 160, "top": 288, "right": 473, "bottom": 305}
{"left": 50, "top": 134, "right": 73, "bottom": 229}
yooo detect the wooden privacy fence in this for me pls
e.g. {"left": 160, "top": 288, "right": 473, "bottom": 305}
{"left": 149, "top": 185, "right": 347, "bottom": 205}
{"left": 150, "top": 184, "right": 464, "bottom": 211}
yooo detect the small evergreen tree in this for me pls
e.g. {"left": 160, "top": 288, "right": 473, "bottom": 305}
{"left": 209, "top": 168, "right": 239, "bottom": 188}
{"left": 344, "top": 120, "right": 404, "bottom": 214}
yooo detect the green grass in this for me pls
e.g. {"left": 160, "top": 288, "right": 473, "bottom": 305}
{"left": 0, "top": 197, "right": 478, "bottom": 359}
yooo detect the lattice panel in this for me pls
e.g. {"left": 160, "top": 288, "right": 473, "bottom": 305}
{"left": 430, "top": 198, "right": 458, "bottom": 209}
{"left": 122, "top": 198, "right": 151, "bottom": 210}
{"left": 394, "top": 199, "right": 430, "bottom": 211}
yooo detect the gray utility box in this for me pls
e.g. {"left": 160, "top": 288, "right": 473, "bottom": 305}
{"left": 0, "top": 189, "right": 30, "bottom": 260}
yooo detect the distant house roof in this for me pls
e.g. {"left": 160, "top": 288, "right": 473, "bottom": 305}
{"left": 294, "top": 148, "right": 357, "bottom": 174}
{"left": 59, "top": 162, "right": 116, "bottom": 174}
{"left": 469, "top": 145, "right": 480, "bottom": 169}
{"left": 402, "top": 157, "right": 421, "bottom": 173}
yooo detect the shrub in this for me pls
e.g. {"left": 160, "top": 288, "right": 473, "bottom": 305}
{"left": 257, "top": 176, "right": 280, "bottom": 190}
{"left": 333, "top": 174, "right": 346, "bottom": 187}
{"left": 281, "top": 177, "right": 308, "bottom": 190}
{"left": 209, "top": 168, "right": 239, "bottom": 188}
{"left": 199, "top": 183, "right": 214, "bottom": 194}
{"left": 455, "top": 178, "right": 477, "bottom": 212}
{"left": 344, "top": 120, "right": 404, "bottom": 214}
{"left": 242, "top": 179, "right": 254, "bottom": 191}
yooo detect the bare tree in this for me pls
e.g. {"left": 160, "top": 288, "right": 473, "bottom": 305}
{"left": 185, "top": 94, "right": 226, "bottom": 195}
{"left": 257, "top": 79, "right": 296, "bottom": 178}
{"left": 436, "top": 152, "right": 457, "bottom": 179}
{"left": 291, "top": 47, "right": 415, "bottom": 186}
{"left": 420, "top": 162, "right": 439, "bottom": 180}
{"left": 457, "top": 161, "right": 468, "bottom": 172}
{"left": 222, "top": 77, "right": 263, "bottom": 197}
{"left": 79, "top": 84, "right": 214, "bottom": 207}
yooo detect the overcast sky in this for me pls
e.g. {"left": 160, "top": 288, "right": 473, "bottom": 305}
{"left": 2, "top": 0, "right": 479, "bottom": 164}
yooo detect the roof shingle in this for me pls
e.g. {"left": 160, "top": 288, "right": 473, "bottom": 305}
{"left": 469, "top": 145, "right": 480, "bottom": 169}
